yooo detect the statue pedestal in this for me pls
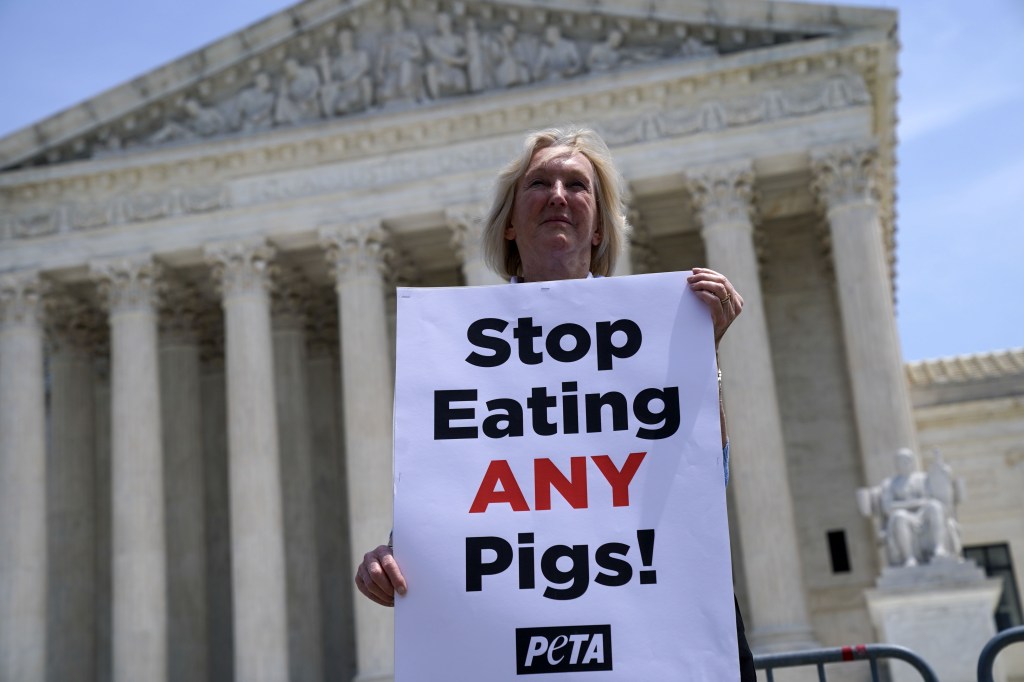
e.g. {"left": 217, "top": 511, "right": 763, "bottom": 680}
{"left": 865, "top": 559, "right": 1004, "bottom": 682}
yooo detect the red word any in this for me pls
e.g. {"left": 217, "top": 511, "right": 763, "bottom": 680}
{"left": 469, "top": 452, "right": 647, "bottom": 513}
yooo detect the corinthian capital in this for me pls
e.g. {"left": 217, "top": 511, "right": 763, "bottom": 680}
{"left": 320, "top": 221, "right": 391, "bottom": 284}
{"left": 44, "top": 290, "right": 104, "bottom": 352}
{"left": 205, "top": 239, "right": 277, "bottom": 300}
{"left": 90, "top": 256, "right": 163, "bottom": 314}
{"left": 445, "top": 204, "right": 489, "bottom": 263}
{"left": 0, "top": 271, "right": 47, "bottom": 330}
{"left": 685, "top": 161, "right": 757, "bottom": 228}
{"left": 811, "top": 142, "right": 879, "bottom": 210}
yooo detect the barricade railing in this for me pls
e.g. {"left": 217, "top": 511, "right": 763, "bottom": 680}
{"left": 754, "top": 643, "right": 939, "bottom": 682}
{"left": 977, "top": 625, "right": 1024, "bottom": 682}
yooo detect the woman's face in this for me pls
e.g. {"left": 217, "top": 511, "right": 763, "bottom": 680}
{"left": 505, "top": 146, "right": 600, "bottom": 274}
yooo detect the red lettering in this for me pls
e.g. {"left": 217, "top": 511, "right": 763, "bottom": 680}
{"left": 534, "top": 457, "right": 588, "bottom": 511}
{"left": 592, "top": 452, "right": 646, "bottom": 507}
{"left": 469, "top": 460, "right": 529, "bottom": 513}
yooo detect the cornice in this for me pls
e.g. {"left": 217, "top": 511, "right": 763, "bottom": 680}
{"left": 906, "top": 349, "right": 1024, "bottom": 388}
{"left": 1, "top": 35, "right": 883, "bottom": 232}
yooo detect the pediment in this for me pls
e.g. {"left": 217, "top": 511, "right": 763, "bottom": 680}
{"left": 0, "top": 0, "right": 894, "bottom": 171}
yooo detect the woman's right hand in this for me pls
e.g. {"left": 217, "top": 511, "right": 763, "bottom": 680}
{"left": 355, "top": 544, "right": 407, "bottom": 607}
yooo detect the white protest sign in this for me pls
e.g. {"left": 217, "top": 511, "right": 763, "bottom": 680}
{"left": 393, "top": 272, "right": 737, "bottom": 680}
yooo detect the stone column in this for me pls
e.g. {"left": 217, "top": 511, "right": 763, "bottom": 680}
{"left": 205, "top": 239, "right": 290, "bottom": 682}
{"left": 44, "top": 294, "right": 101, "bottom": 682}
{"left": 159, "top": 284, "right": 208, "bottom": 682}
{"left": 0, "top": 272, "right": 48, "bottom": 682}
{"left": 446, "top": 205, "right": 504, "bottom": 286}
{"left": 321, "top": 222, "right": 394, "bottom": 682}
{"left": 811, "top": 144, "right": 918, "bottom": 486}
{"left": 271, "top": 269, "right": 324, "bottom": 682}
{"left": 91, "top": 257, "right": 169, "bottom": 682}
{"left": 687, "top": 162, "right": 816, "bottom": 651}
{"left": 305, "top": 301, "right": 355, "bottom": 682}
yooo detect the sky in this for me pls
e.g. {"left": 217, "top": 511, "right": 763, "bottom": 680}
{"left": 0, "top": 0, "right": 1020, "bottom": 361}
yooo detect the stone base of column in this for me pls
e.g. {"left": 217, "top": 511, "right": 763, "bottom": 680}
{"left": 865, "top": 560, "right": 1004, "bottom": 682}
{"left": 748, "top": 624, "right": 819, "bottom": 654}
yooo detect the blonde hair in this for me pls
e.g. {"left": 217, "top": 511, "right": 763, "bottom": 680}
{"left": 482, "top": 127, "right": 631, "bottom": 279}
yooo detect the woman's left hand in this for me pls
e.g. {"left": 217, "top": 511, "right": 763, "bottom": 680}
{"left": 687, "top": 267, "right": 743, "bottom": 347}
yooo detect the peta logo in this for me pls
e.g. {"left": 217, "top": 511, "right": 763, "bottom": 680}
{"left": 515, "top": 624, "right": 613, "bottom": 675}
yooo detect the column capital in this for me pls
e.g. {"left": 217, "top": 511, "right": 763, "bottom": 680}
{"left": 159, "top": 280, "right": 204, "bottom": 343}
{"left": 0, "top": 270, "right": 47, "bottom": 330}
{"left": 90, "top": 256, "right": 163, "bottom": 315}
{"left": 320, "top": 222, "right": 392, "bottom": 285}
{"left": 44, "top": 290, "right": 104, "bottom": 352}
{"left": 205, "top": 238, "right": 277, "bottom": 300}
{"left": 685, "top": 160, "right": 757, "bottom": 229}
{"left": 271, "top": 267, "right": 312, "bottom": 329}
{"left": 810, "top": 142, "right": 880, "bottom": 210}
{"left": 445, "top": 204, "right": 488, "bottom": 263}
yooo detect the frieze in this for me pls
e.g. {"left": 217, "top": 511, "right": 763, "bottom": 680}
{"left": 1, "top": 62, "right": 874, "bottom": 241}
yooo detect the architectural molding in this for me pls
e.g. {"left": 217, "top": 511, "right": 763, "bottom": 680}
{"left": 906, "top": 349, "right": 1024, "bottom": 388}
{"left": 90, "top": 257, "right": 163, "bottom": 314}
{"left": 1, "top": 63, "right": 875, "bottom": 243}
{"left": 204, "top": 239, "right": 277, "bottom": 299}
{"left": 445, "top": 203, "right": 489, "bottom": 263}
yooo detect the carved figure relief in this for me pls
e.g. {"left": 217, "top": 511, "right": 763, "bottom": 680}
{"left": 534, "top": 26, "right": 582, "bottom": 81}
{"left": 148, "top": 98, "right": 226, "bottom": 144}
{"left": 425, "top": 14, "right": 469, "bottom": 99}
{"left": 274, "top": 58, "right": 322, "bottom": 125}
{"left": 318, "top": 30, "right": 374, "bottom": 115}
{"left": 484, "top": 23, "right": 533, "bottom": 89}
{"left": 232, "top": 73, "right": 276, "bottom": 132}
{"left": 376, "top": 7, "right": 425, "bottom": 104}
{"left": 587, "top": 30, "right": 624, "bottom": 72}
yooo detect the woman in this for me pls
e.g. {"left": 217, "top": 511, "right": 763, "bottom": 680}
{"left": 355, "top": 127, "right": 755, "bottom": 680}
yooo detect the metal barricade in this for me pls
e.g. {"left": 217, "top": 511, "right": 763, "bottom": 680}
{"left": 754, "top": 643, "right": 939, "bottom": 682}
{"left": 978, "top": 625, "right": 1024, "bottom": 682}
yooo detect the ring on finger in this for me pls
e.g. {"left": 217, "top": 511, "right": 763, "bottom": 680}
{"left": 719, "top": 293, "right": 732, "bottom": 304}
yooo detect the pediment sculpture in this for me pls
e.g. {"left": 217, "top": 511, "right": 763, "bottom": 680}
{"left": 95, "top": 4, "right": 734, "bottom": 155}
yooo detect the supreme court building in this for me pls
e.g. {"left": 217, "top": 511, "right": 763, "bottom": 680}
{"left": 1, "top": 0, "right": 1022, "bottom": 681}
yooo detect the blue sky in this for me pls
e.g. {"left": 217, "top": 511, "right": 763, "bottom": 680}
{"left": 0, "top": 0, "right": 1020, "bottom": 361}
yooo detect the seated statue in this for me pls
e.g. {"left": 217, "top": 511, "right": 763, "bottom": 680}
{"left": 858, "top": 448, "right": 965, "bottom": 567}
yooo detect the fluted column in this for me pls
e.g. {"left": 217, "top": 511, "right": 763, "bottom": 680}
{"left": 687, "top": 162, "right": 816, "bottom": 651}
{"left": 159, "top": 284, "right": 208, "bottom": 682}
{"left": 446, "top": 205, "right": 504, "bottom": 286}
{"left": 271, "top": 270, "right": 324, "bottom": 682}
{"left": 321, "top": 222, "right": 394, "bottom": 682}
{"left": 205, "top": 239, "right": 289, "bottom": 682}
{"left": 91, "top": 257, "right": 169, "bottom": 682}
{"left": 0, "top": 272, "right": 48, "bottom": 682}
{"left": 44, "top": 294, "right": 101, "bottom": 682}
{"left": 305, "top": 301, "right": 354, "bottom": 682}
{"left": 812, "top": 144, "right": 918, "bottom": 486}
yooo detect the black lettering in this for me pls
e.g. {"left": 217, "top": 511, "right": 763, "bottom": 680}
{"left": 634, "top": 387, "right": 680, "bottom": 440}
{"left": 434, "top": 390, "right": 478, "bottom": 440}
{"left": 518, "top": 533, "right": 535, "bottom": 590}
{"left": 545, "top": 323, "right": 591, "bottom": 364}
{"left": 465, "top": 318, "right": 510, "bottom": 367}
{"left": 482, "top": 398, "right": 524, "bottom": 438}
{"left": 584, "top": 391, "right": 629, "bottom": 433}
{"left": 595, "top": 319, "right": 642, "bottom": 371}
{"left": 466, "top": 536, "right": 513, "bottom": 591}
{"left": 513, "top": 317, "right": 544, "bottom": 365}
{"left": 527, "top": 386, "right": 558, "bottom": 436}
{"left": 594, "top": 542, "right": 632, "bottom": 587}
{"left": 561, "top": 382, "right": 579, "bottom": 434}
{"left": 541, "top": 544, "right": 590, "bottom": 600}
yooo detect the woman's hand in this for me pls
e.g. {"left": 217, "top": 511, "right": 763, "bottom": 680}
{"left": 355, "top": 544, "right": 407, "bottom": 607}
{"left": 687, "top": 268, "right": 743, "bottom": 347}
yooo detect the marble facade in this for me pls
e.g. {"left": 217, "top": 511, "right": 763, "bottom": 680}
{"left": 1, "top": 1, "right": 1018, "bottom": 681}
